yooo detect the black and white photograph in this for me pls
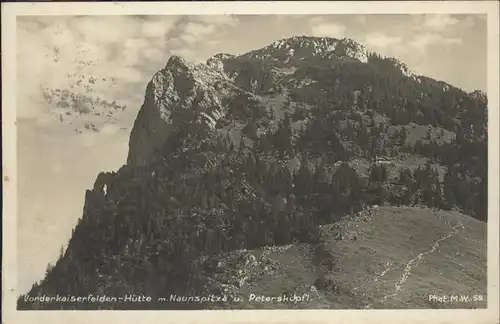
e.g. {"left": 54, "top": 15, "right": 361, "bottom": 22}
{"left": 2, "top": 2, "right": 499, "bottom": 323}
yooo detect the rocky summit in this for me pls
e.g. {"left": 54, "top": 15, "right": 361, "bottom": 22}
{"left": 18, "top": 36, "right": 487, "bottom": 310}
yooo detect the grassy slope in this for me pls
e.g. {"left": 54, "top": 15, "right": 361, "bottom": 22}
{"left": 206, "top": 207, "right": 486, "bottom": 309}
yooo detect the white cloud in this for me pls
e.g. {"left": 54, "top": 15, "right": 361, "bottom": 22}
{"left": 421, "top": 14, "right": 460, "bottom": 31}
{"left": 409, "top": 33, "right": 462, "bottom": 51}
{"left": 194, "top": 15, "right": 239, "bottom": 27}
{"left": 178, "top": 33, "right": 199, "bottom": 46}
{"left": 16, "top": 16, "right": 179, "bottom": 120}
{"left": 101, "top": 124, "right": 120, "bottom": 135}
{"left": 172, "top": 20, "right": 220, "bottom": 46}
{"left": 142, "top": 47, "right": 167, "bottom": 63}
{"left": 78, "top": 132, "right": 99, "bottom": 147}
{"left": 141, "top": 18, "right": 177, "bottom": 38}
{"left": 170, "top": 47, "right": 203, "bottom": 63}
{"left": 310, "top": 17, "right": 346, "bottom": 38}
{"left": 354, "top": 15, "right": 367, "bottom": 25}
{"left": 206, "top": 39, "right": 222, "bottom": 46}
{"left": 113, "top": 66, "right": 144, "bottom": 85}
{"left": 51, "top": 163, "right": 65, "bottom": 174}
{"left": 184, "top": 22, "right": 216, "bottom": 38}
{"left": 461, "top": 15, "right": 478, "bottom": 28}
{"left": 364, "top": 32, "right": 402, "bottom": 48}
{"left": 165, "top": 15, "right": 241, "bottom": 63}
{"left": 69, "top": 16, "right": 138, "bottom": 45}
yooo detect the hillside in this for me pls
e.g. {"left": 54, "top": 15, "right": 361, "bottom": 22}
{"left": 17, "top": 36, "right": 488, "bottom": 310}
{"left": 195, "top": 206, "right": 487, "bottom": 310}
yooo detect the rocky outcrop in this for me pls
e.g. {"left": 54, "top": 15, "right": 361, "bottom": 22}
{"left": 126, "top": 55, "right": 253, "bottom": 165}
{"left": 240, "top": 36, "right": 369, "bottom": 64}
{"left": 469, "top": 90, "right": 487, "bottom": 104}
{"left": 126, "top": 37, "right": 375, "bottom": 166}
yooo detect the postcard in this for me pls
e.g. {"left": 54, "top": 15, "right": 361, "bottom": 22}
{"left": 2, "top": 1, "right": 499, "bottom": 324}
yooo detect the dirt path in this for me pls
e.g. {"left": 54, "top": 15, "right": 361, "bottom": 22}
{"left": 365, "top": 218, "right": 466, "bottom": 308}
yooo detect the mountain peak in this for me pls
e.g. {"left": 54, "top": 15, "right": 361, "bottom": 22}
{"left": 165, "top": 55, "right": 196, "bottom": 71}
{"left": 206, "top": 54, "right": 233, "bottom": 73}
{"left": 241, "top": 36, "right": 368, "bottom": 64}
{"left": 270, "top": 35, "right": 341, "bottom": 48}
{"left": 469, "top": 89, "right": 487, "bottom": 103}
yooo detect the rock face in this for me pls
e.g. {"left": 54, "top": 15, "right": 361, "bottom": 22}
{"left": 18, "top": 35, "right": 488, "bottom": 310}
{"left": 126, "top": 36, "right": 373, "bottom": 166}
{"left": 239, "top": 36, "right": 369, "bottom": 64}
{"left": 127, "top": 55, "right": 255, "bottom": 165}
{"left": 126, "top": 36, "right": 453, "bottom": 167}
{"left": 468, "top": 89, "right": 487, "bottom": 103}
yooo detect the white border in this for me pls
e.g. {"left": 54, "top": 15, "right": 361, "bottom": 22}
{"left": 2, "top": 2, "right": 499, "bottom": 324}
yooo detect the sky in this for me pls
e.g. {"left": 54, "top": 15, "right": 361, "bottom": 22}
{"left": 16, "top": 14, "right": 487, "bottom": 294}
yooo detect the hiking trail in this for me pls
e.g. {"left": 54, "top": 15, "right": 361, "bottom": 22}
{"left": 365, "top": 213, "right": 465, "bottom": 308}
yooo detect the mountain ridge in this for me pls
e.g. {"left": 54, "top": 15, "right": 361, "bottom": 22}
{"left": 127, "top": 36, "right": 486, "bottom": 168}
{"left": 18, "top": 35, "right": 488, "bottom": 310}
